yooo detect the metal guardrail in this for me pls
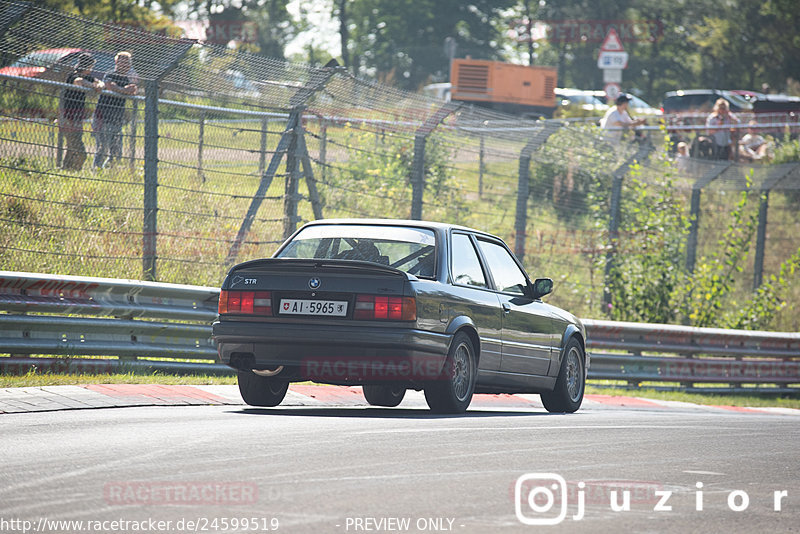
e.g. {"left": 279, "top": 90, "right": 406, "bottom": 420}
{"left": 1, "top": 272, "right": 798, "bottom": 392}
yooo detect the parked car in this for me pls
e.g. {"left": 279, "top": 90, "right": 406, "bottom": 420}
{"left": 555, "top": 88, "right": 661, "bottom": 118}
{"left": 0, "top": 48, "right": 115, "bottom": 83}
{"left": 212, "top": 219, "right": 588, "bottom": 414}
{"left": 555, "top": 88, "right": 607, "bottom": 114}
{"left": 661, "top": 89, "right": 753, "bottom": 114}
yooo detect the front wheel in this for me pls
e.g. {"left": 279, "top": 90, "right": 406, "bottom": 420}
{"left": 238, "top": 370, "right": 289, "bottom": 407}
{"left": 362, "top": 385, "right": 406, "bottom": 407}
{"left": 541, "top": 338, "right": 585, "bottom": 413}
{"left": 424, "top": 332, "right": 476, "bottom": 414}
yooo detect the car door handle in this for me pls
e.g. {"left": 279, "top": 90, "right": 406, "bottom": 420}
{"left": 502, "top": 303, "right": 511, "bottom": 313}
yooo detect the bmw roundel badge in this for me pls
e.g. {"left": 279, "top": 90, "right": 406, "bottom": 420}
{"left": 309, "top": 277, "right": 321, "bottom": 289}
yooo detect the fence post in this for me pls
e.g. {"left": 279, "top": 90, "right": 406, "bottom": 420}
{"left": 197, "top": 111, "right": 205, "bottom": 182}
{"left": 479, "top": 134, "right": 485, "bottom": 198}
{"left": 56, "top": 89, "right": 64, "bottom": 168}
{"left": 258, "top": 117, "right": 268, "bottom": 176}
{"left": 513, "top": 121, "right": 561, "bottom": 260}
{"left": 128, "top": 99, "right": 138, "bottom": 171}
{"left": 283, "top": 110, "right": 302, "bottom": 239}
{"left": 142, "top": 80, "right": 159, "bottom": 281}
{"left": 515, "top": 142, "right": 533, "bottom": 259}
{"left": 410, "top": 134, "right": 426, "bottom": 220}
{"left": 410, "top": 103, "right": 460, "bottom": 220}
{"left": 603, "top": 142, "right": 654, "bottom": 310}
{"left": 685, "top": 161, "right": 730, "bottom": 274}
{"left": 320, "top": 121, "right": 327, "bottom": 183}
{"left": 140, "top": 40, "right": 194, "bottom": 281}
{"left": 226, "top": 65, "right": 340, "bottom": 264}
{"left": 753, "top": 164, "right": 798, "bottom": 289}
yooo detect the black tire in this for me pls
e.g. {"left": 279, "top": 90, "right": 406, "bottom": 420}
{"left": 541, "top": 337, "right": 585, "bottom": 413}
{"left": 237, "top": 370, "right": 289, "bottom": 407}
{"left": 424, "top": 332, "right": 476, "bottom": 414}
{"left": 362, "top": 385, "right": 406, "bottom": 407}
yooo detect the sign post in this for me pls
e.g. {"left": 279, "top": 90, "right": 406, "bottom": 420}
{"left": 597, "top": 28, "right": 627, "bottom": 102}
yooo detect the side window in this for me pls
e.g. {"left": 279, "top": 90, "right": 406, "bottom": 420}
{"left": 477, "top": 239, "right": 528, "bottom": 295}
{"left": 450, "top": 233, "right": 486, "bottom": 288}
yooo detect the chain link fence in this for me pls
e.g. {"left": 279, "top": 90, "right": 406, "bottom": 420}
{"left": 1, "top": 0, "right": 799, "bottom": 328}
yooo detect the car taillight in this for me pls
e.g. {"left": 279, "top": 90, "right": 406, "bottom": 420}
{"left": 354, "top": 295, "right": 416, "bottom": 320}
{"left": 219, "top": 290, "right": 272, "bottom": 316}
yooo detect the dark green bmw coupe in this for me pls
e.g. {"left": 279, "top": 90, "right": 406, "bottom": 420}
{"left": 213, "top": 219, "right": 588, "bottom": 414}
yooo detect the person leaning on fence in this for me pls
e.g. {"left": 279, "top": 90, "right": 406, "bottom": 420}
{"left": 93, "top": 51, "right": 137, "bottom": 169}
{"left": 705, "top": 98, "right": 739, "bottom": 160}
{"left": 60, "top": 53, "right": 104, "bottom": 171}
{"left": 600, "top": 93, "right": 646, "bottom": 144}
{"left": 738, "top": 120, "right": 772, "bottom": 162}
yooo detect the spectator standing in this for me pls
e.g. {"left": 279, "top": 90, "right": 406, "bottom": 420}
{"left": 705, "top": 98, "right": 739, "bottom": 160}
{"left": 600, "top": 93, "right": 646, "bottom": 144}
{"left": 61, "top": 53, "right": 103, "bottom": 170}
{"left": 93, "top": 51, "right": 137, "bottom": 168}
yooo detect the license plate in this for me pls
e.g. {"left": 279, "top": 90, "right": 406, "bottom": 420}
{"left": 279, "top": 299, "right": 348, "bottom": 317}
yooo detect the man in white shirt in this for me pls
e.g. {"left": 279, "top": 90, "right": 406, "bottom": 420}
{"left": 600, "top": 93, "right": 646, "bottom": 144}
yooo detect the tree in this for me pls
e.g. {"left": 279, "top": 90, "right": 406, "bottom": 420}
{"left": 344, "top": 0, "right": 515, "bottom": 89}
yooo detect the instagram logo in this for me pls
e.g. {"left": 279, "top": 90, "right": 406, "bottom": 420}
{"left": 515, "top": 473, "right": 568, "bottom": 525}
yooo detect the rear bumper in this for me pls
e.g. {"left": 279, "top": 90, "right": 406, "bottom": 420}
{"left": 213, "top": 320, "right": 450, "bottom": 383}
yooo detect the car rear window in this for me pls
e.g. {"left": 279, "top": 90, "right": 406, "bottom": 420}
{"left": 277, "top": 224, "right": 437, "bottom": 278}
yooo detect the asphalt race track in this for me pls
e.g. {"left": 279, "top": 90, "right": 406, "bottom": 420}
{"left": 1, "top": 386, "right": 798, "bottom": 534}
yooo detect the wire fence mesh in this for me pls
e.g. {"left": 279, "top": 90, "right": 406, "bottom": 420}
{"left": 1, "top": 0, "right": 798, "bottom": 327}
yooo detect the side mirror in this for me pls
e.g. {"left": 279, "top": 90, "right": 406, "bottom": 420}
{"left": 531, "top": 278, "right": 553, "bottom": 300}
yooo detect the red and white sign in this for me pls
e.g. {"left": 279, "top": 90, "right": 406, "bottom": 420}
{"left": 600, "top": 28, "right": 625, "bottom": 52}
{"left": 598, "top": 28, "right": 628, "bottom": 69}
{"left": 604, "top": 83, "right": 622, "bottom": 101}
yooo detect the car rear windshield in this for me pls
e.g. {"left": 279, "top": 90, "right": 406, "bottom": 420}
{"left": 276, "top": 225, "right": 437, "bottom": 278}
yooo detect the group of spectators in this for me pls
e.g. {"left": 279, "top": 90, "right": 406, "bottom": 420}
{"left": 60, "top": 51, "right": 137, "bottom": 171}
{"left": 703, "top": 99, "right": 771, "bottom": 162}
{"left": 600, "top": 94, "right": 772, "bottom": 165}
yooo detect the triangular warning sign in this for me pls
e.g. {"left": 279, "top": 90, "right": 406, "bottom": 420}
{"left": 600, "top": 28, "right": 624, "bottom": 52}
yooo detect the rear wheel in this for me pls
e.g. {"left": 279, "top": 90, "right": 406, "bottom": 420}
{"left": 541, "top": 338, "right": 585, "bottom": 413}
{"left": 424, "top": 332, "right": 476, "bottom": 414}
{"left": 362, "top": 385, "right": 406, "bottom": 407}
{"left": 237, "top": 370, "right": 289, "bottom": 407}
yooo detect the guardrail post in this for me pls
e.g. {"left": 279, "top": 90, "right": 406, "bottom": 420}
{"left": 686, "top": 161, "right": 730, "bottom": 274}
{"left": 603, "top": 142, "right": 654, "bottom": 310}
{"left": 514, "top": 121, "right": 561, "bottom": 260}
{"left": 753, "top": 164, "right": 798, "bottom": 289}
